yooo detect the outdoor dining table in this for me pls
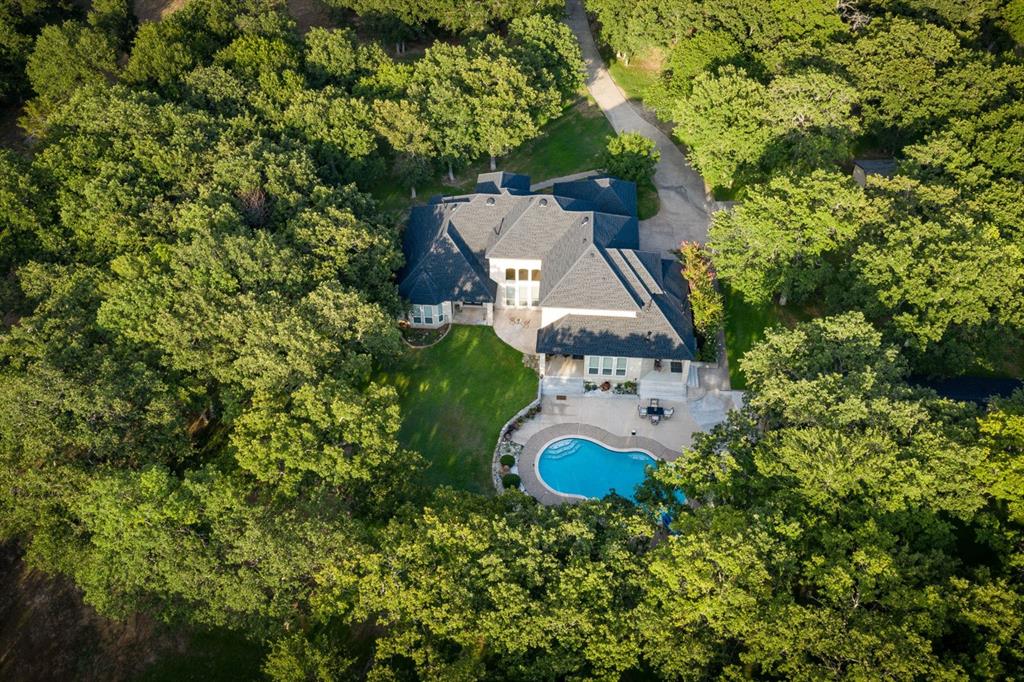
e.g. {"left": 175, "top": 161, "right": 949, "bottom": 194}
{"left": 647, "top": 406, "right": 665, "bottom": 417}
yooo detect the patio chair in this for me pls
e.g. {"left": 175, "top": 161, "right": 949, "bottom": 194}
{"left": 663, "top": 407, "right": 674, "bottom": 419}
{"left": 638, "top": 405, "right": 648, "bottom": 418}
{"left": 650, "top": 398, "right": 660, "bottom": 409}
{"left": 650, "top": 414, "right": 661, "bottom": 425}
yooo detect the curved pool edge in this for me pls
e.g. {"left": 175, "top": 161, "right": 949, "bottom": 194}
{"left": 533, "top": 435, "right": 657, "bottom": 503}
{"left": 518, "top": 423, "right": 680, "bottom": 506}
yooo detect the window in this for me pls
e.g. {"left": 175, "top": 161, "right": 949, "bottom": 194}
{"left": 503, "top": 267, "right": 541, "bottom": 307}
{"left": 670, "top": 361, "right": 684, "bottom": 373}
{"left": 410, "top": 304, "right": 444, "bottom": 325}
{"left": 586, "top": 356, "right": 628, "bottom": 377}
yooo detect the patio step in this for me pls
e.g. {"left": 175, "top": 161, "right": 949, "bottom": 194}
{"left": 542, "top": 375, "right": 585, "bottom": 395}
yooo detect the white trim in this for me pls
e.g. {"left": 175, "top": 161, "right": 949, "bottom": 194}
{"left": 533, "top": 434, "right": 659, "bottom": 502}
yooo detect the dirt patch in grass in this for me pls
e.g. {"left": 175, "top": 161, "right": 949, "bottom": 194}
{"left": 0, "top": 542, "right": 181, "bottom": 681}
{"left": 0, "top": 105, "right": 31, "bottom": 154}
{"left": 0, "top": 542, "right": 265, "bottom": 681}
{"left": 132, "top": 0, "right": 186, "bottom": 23}
{"left": 286, "top": 0, "right": 336, "bottom": 33}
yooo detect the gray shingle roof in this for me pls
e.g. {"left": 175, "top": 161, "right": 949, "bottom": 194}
{"left": 537, "top": 249, "right": 697, "bottom": 359}
{"left": 853, "top": 159, "right": 898, "bottom": 177}
{"left": 398, "top": 203, "right": 497, "bottom": 304}
{"left": 475, "top": 171, "right": 531, "bottom": 195}
{"left": 552, "top": 176, "right": 638, "bottom": 217}
{"left": 399, "top": 171, "right": 697, "bottom": 359}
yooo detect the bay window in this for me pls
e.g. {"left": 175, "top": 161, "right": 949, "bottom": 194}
{"left": 410, "top": 303, "right": 445, "bottom": 326}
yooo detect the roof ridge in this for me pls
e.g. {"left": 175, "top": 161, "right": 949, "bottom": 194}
{"left": 603, "top": 248, "right": 649, "bottom": 308}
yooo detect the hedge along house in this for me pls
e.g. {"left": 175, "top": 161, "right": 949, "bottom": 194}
{"left": 398, "top": 172, "right": 703, "bottom": 400}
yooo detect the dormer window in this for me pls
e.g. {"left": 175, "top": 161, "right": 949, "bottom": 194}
{"left": 486, "top": 197, "right": 496, "bottom": 205}
{"left": 539, "top": 198, "right": 548, "bottom": 207}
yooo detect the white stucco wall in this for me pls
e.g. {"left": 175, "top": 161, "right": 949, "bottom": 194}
{"left": 540, "top": 306, "right": 636, "bottom": 327}
{"left": 489, "top": 257, "right": 542, "bottom": 310}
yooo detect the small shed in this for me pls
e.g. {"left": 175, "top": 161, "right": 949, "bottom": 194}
{"left": 852, "top": 158, "right": 898, "bottom": 187}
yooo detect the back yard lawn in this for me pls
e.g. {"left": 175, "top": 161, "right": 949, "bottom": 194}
{"left": 723, "top": 285, "right": 813, "bottom": 389}
{"left": 376, "top": 326, "right": 538, "bottom": 494}
{"left": 368, "top": 99, "right": 615, "bottom": 216}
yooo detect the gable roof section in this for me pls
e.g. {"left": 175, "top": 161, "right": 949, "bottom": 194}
{"left": 540, "top": 243, "right": 640, "bottom": 311}
{"left": 398, "top": 206, "right": 496, "bottom": 305}
{"left": 552, "top": 176, "right": 638, "bottom": 217}
{"left": 536, "top": 304, "right": 697, "bottom": 360}
{"left": 475, "top": 171, "right": 531, "bottom": 195}
{"left": 536, "top": 253, "right": 697, "bottom": 360}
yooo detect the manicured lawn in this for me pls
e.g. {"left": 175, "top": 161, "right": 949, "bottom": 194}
{"left": 368, "top": 99, "right": 615, "bottom": 217}
{"left": 607, "top": 58, "right": 662, "bottom": 102}
{"left": 722, "top": 285, "right": 813, "bottom": 389}
{"left": 376, "top": 325, "right": 539, "bottom": 494}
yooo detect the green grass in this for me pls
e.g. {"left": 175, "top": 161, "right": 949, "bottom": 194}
{"left": 637, "top": 179, "right": 659, "bottom": 219}
{"left": 607, "top": 59, "right": 661, "bottom": 102}
{"left": 368, "top": 99, "right": 615, "bottom": 217}
{"left": 376, "top": 325, "right": 539, "bottom": 494}
{"left": 722, "top": 285, "right": 813, "bottom": 389}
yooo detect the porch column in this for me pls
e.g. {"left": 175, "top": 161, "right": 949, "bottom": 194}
{"left": 485, "top": 302, "right": 494, "bottom": 325}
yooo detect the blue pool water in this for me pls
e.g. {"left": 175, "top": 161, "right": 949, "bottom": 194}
{"left": 538, "top": 438, "right": 656, "bottom": 502}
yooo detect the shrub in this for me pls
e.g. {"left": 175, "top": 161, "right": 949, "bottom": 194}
{"left": 613, "top": 380, "right": 638, "bottom": 394}
{"left": 678, "top": 242, "right": 724, "bottom": 362}
{"left": 603, "top": 132, "right": 660, "bottom": 184}
{"left": 499, "top": 454, "right": 516, "bottom": 467}
{"left": 501, "top": 473, "right": 521, "bottom": 490}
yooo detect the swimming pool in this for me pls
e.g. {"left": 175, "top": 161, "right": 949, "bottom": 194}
{"left": 537, "top": 437, "right": 656, "bottom": 502}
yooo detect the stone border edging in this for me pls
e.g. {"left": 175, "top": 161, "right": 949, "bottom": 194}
{"left": 401, "top": 323, "right": 451, "bottom": 349}
{"left": 491, "top": 378, "right": 544, "bottom": 493}
{"left": 518, "top": 423, "right": 679, "bottom": 505}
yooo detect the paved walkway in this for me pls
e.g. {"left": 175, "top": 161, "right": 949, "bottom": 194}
{"left": 565, "top": 0, "right": 712, "bottom": 252}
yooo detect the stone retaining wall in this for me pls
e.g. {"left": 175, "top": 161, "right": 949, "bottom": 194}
{"left": 491, "top": 379, "right": 544, "bottom": 493}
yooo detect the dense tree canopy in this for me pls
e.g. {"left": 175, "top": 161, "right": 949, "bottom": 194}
{"left": 0, "top": 0, "right": 1022, "bottom": 679}
{"left": 594, "top": 0, "right": 1024, "bottom": 371}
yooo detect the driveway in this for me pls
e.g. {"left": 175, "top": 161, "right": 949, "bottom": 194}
{"left": 565, "top": 0, "right": 712, "bottom": 252}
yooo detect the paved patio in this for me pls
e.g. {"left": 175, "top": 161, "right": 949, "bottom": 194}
{"left": 512, "top": 395, "right": 699, "bottom": 456}
{"left": 510, "top": 393, "right": 741, "bottom": 504}
{"left": 493, "top": 308, "right": 541, "bottom": 354}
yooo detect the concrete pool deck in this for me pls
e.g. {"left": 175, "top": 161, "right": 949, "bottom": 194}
{"left": 517, "top": 423, "right": 678, "bottom": 505}
{"left": 512, "top": 395, "right": 701, "bottom": 453}
{"left": 510, "top": 393, "right": 742, "bottom": 504}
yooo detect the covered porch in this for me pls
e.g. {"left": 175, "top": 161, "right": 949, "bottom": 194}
{"left": 539, "top": 354, "right": 702, "bottom": 399}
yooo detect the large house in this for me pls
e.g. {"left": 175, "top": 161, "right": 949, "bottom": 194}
{"left": 398, "top": 172, "right": 702, "bottom": 399}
